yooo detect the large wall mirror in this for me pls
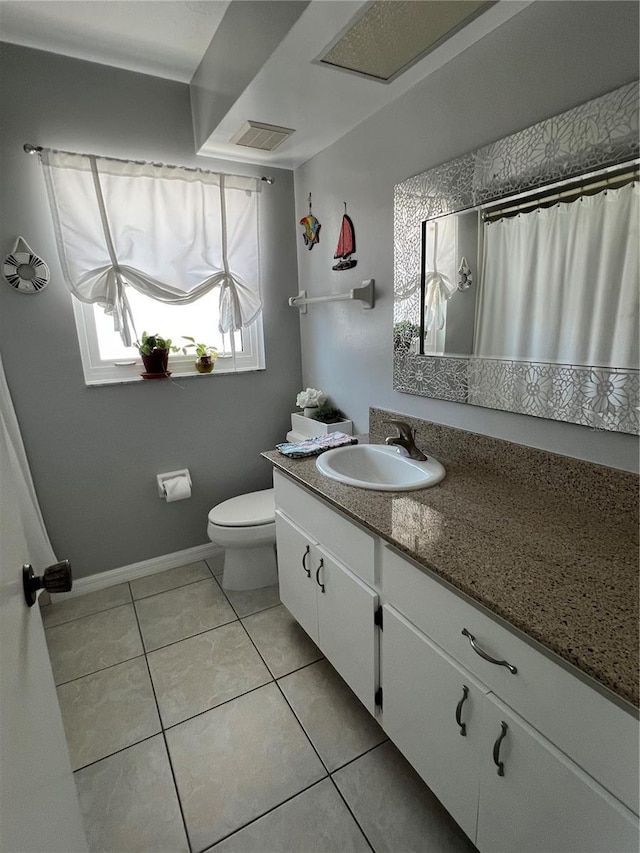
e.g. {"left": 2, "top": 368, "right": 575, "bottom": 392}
{"left": 393, "top": 81, "right": 639, "bottom": 435}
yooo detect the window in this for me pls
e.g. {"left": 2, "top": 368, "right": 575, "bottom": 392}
{"left": 39, "top": 148, "right": 265, "bottom": 385}
{"left": 73, "top": 288, "right": 264, "bottom": 385}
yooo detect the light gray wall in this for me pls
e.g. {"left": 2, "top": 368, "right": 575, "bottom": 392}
{"left": 0, "top": 43, "right": 302, "bottom": 578}
{"left": 294, "top": 1, "right": 639, "bottom": 472}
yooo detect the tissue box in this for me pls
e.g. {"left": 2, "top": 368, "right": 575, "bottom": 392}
{"left": 290, "top": 412, "right": 353, "bottom": 438}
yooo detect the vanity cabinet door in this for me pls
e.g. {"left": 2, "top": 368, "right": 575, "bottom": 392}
{"left": 275, "top": 510, "right": 319, "bottom": 643}
{"left": 315, "top": 548, "right": 379, "bottom": 715}
{"left": 381, "top": 605, "right": 486, "bottom": 841}
{"left": 477, "top": 694, "right": 639, "bottom": 853}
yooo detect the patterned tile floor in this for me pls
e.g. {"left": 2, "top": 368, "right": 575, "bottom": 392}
{"left": 42, "top": 557, "right": 475, "bottom": 853}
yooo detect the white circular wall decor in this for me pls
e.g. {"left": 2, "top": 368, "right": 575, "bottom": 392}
{"left": 3, "top": 237, "right": 50, "bottom": 294}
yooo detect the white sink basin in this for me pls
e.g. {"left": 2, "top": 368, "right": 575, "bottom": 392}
{"left": 316, "top": 444, "right": 446, "bottom": 491}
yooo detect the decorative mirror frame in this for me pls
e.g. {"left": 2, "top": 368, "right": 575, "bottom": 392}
{"left": 393, "top": 81, "right": 639, "bottom": 435}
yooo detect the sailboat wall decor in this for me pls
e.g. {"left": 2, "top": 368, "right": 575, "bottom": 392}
{"left": 332, "top": 203, "right": 357, "bottom": 271}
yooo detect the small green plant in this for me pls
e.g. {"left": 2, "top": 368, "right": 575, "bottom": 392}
{"left": 313, "top": 407, "right": 345, "bottom": 424}
{"left": 393, "top": 321, "right": 421, "bottom": 353}
{"left": 181, "top": 337, "right": 219, "bottom": 361}
{"left": 135, "top": 331, "right": 177, "bottom": 355}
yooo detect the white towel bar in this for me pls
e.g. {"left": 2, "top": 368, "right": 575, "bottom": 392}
{"left": 288, "top": 279, "right": 375, "bottom": 313}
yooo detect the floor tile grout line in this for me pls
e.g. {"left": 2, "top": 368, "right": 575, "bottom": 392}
{"left": 53, "top": 651, "right": 147, "bottom": 688}
{"left": 43, "top": 599, "right": 135, "bottom": 634}
{"left": 160, "top": 677, "right": 276, "bottom": 733}
{"left": 327, "top": 773, "right": 377, "bottom": 853}
{"left": 273, "top": 677, "right": 333, "bottom": 776}
{"left": 212, "top": 574, "right": 283, "bottom": 620}
{"left": 330, "top": 737, "right": 391, "bottom": 775}
{"left": 42, "top": 595, "right": 134, "bottom": 629}
{"left": 140, "top": 614, "right": 240, "bottom": 655}
{"left": 157, "top": 653, "right": 327, "bottom": 735}
{"left": 132, "top": 575, "right": 223, "bottom": 606}
{"left": 46, "top": 565, "right": 219, "bottom": 625}
{"left": 236, "top": 609, "right": 323, "bottom": 682}
{"left": 71, "top": 730, "right": 161, "bottom": 775}
{"left": 131, "top": 571, "right": 219, "bottom": 602}
{"left": 130, "top": 587, "right": 195, "bottom": 853}
{"left": 196, "top": 776, "right": 332, "bottom": 853}
{"left": 271, "top": 660, "right": 385, "bottom": 852}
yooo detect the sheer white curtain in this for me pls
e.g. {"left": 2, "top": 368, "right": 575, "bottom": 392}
{"left": 475, "top": 182, "right": 639, "bottom": 368}
{"left": 0, "top": 352, "right": 56, "bottom": 569}
{"left": 40, "top": 150, "right": 262, "bottom": 346}
{"left": 424, "top": 217, "right": 457, "bottom": 333}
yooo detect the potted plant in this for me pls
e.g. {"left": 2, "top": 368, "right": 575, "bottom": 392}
{"left": 181, "top": 337, "right": 219, "bottom": 374}
{"left": 393, "top": 321, "right": 421, "bottom": 353}
{"left": 313, "top": 406, "right": 346, "bottom": 424}
{"left": 136, "top": 331, "right": 174, "bottom": 378}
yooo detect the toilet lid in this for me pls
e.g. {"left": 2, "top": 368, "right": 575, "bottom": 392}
{"left": 208, "top": 488, "right": 275, "bottom": 527}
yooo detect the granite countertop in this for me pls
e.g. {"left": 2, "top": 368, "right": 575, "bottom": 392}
{"left": 262, "top": 439, "right": 639, "bottom": 710}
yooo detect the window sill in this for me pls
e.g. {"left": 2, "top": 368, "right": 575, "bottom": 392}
{"left": 83, "top": 363, "right": 265, "bottom": 387}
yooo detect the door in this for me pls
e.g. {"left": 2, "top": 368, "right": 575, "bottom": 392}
{"left": 275, "top": 510, "right": 319, "bottom": 642}
{"left": 477, "top": 693, "right": 639, "bottom": 853}
{"left": 315, "top": 548, "right": 378, "bottom": 715}
{"left": 0, "top": 425, "right": 87, "bottom": 851}
{"left": 381, "top": 605, "right": 485, "bottom": 840}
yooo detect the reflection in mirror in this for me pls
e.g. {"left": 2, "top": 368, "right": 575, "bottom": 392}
{"left": 394, "top": 81, "right": 639, "bottom": 434}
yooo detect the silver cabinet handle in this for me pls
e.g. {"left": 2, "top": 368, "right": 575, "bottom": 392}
{"left": 461, "top": 629, "right": 517, "bottom": 674}
{"left": 315, "top": 558, "right": 325, "bottom": 593}
{"left": 492, "top": 721, "right": 508, "bottom": 776}
{"left": 455, "top": 685, "right": 469, "bottom": 736}
{"left": 301, "top": 545, "right": 311, "bottom": 578}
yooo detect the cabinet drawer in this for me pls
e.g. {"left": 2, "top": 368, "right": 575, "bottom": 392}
{"left": 273, "top": 470, "right": 375, "bottom": 585}
{"left": 382, "top": 544, "right": 639, "bottom": 814}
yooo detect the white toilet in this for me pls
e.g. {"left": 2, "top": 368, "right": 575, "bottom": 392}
{"left": 207, "top": 488, "right": 278, "bottom": 590}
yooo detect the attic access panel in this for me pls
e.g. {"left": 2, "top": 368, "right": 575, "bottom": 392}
{"left": 319, "top": 0, "right": 493, "bottom": 83}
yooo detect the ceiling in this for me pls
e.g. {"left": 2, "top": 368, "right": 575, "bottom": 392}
{"left": 0, "top": 0, "right": 531, "bottom": 169}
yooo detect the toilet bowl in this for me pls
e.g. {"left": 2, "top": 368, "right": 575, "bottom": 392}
{"left": 207, "top": 489, "right": 277, "bottom": 590}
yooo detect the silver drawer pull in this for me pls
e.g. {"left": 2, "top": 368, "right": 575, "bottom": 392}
{"left": 462, "top": 629, "right": 517, "bottom": 674}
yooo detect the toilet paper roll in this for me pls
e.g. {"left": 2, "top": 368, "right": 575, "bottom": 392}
{"left": 163, "top": 475, "right": 191, "bottom": 502}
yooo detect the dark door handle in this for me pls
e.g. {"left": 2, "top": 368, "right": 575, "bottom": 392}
{"left": 23, "top": 560, "right": 72, "bottom": 607}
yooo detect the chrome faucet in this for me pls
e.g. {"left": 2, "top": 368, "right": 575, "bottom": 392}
{"left": 383, "top": 420, "right": 428, "bottom": 461}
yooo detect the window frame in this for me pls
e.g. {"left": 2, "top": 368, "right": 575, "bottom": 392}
{"left": 72, "top": 299, "right": 265, "bottom": 386}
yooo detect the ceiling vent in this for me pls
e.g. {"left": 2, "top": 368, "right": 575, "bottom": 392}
{"left": 230, "top": 121, "right": 295, "bottom": 151}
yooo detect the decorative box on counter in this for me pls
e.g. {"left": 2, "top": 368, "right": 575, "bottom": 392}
{"left": 288, "top": 412, "right": 353, "bottom": 441}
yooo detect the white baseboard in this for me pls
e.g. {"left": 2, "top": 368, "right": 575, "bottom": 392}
{"left": 52, "top": 543, "right": 223, "bottom": 600}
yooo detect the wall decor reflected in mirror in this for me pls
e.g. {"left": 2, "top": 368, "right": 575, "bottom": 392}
{"left": 393, "top": 81, "right": 639, "bottom": 434}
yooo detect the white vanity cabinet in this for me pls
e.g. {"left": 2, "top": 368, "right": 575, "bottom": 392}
{"left": 382, "top": 604, "right": 638, "bottom": 853}
{"left": 274, "top": 472, "right": 379, "bottom": 714}
{"left": 272, "top": 469, "right": 639, "bottom": 853}
{"left": 382, "top": 605, "right": 488, "bottom": 840}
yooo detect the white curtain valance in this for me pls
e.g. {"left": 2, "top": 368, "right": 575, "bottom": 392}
{"left": 40, "top": 149, "right": 262, "bottom": 345}
{"left": 475, "top": 182, "right": 639, "bottom": 369}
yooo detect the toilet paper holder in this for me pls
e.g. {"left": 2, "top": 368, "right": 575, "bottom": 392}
{"left": 157, "top": 469, "right": 192, "bottom": 498}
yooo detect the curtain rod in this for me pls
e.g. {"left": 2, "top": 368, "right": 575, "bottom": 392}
{"left": 23, "top": 143, "right": 275, "bottom": 185}
{"left": 482, "top": 159, "right": 639, "bottom": 223}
